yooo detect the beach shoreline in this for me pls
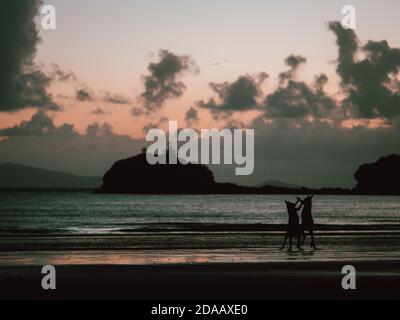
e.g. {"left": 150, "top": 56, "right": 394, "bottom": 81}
{"left": 1, "top": 231, "right": 400, "bottom": 300}
{"left": 1, "top": 228, "right": 400, "bottom": 250}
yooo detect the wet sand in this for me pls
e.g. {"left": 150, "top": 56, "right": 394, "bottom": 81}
{"left": 1, "top": 262, "right": 400, "bottom": 300}
{"left": 1, "top": 231, "right": 400, "bottom": 300}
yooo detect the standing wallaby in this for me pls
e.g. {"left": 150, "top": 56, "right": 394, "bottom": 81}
{"left": 298, "top": 196, "right": 320, "bottom": 250}
{"left": 280, "top": 199, "right": 304, "bottom": 252}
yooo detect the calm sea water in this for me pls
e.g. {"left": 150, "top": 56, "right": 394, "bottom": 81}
{"left": 0, "top": 191, "right": 399, "bottom": 235}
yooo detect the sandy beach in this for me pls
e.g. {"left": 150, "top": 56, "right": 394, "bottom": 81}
{"left": 1, "top": 229, "right": 400, "bottom": 300}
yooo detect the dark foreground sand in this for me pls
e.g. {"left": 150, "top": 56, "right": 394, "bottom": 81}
{"left": 1, "top": 231, "right": 400, "bottom": 300}
{"left": 1, "top": 262, "right": 400, "bottom": 300}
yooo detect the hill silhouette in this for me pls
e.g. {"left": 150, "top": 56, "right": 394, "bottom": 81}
{"left": 97, "top": 151, "right": 217, "bottom": 194}
{"left": 0, "top": 163, "right": 102, "bottom": 189}
{"left": 96, "top": 150, "right": 354, "bottom": 195}
{"left": 355, "top": 154, "right": 400, "bottom": 195}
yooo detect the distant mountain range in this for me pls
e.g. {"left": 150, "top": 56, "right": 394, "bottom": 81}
{"left": 257, "top": 180, "right": 302, "bottom": 189}
{"left": 0, "top": 163, "right": 102, "bottom": 189}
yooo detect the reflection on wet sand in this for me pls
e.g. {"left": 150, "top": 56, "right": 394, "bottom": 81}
{"left": 2, "top": 245, "right": 400, "bottom": 267}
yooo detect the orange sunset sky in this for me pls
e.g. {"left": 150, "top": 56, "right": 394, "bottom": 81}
{"left": 1, "top": 0, "right": 400, "bottom": 188}
{"left": 1, "top": 0, "right": 399, "bottom": 138}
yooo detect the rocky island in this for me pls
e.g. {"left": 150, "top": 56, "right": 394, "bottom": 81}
{"left": 97, "top": 151, "right": 400, "bottom": 195}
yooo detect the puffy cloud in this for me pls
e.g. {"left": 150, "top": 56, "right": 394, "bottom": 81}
{"left": 142, "top": 123, "right": 160, "bottom": 134}
{"left": 314, "top": 74, "right": 329, "bottom": 89}
{"left": 264, "top": 76, "right": 337, "bottom": 119}
{"left": 263, "top": 55, "right": 336, "bottom": 119}
{"left": 101, "top": 91, "right": 132, "bottom": 105}
{"left": 140, "top": 50, "right": 198, "bottom": 112}
{"left": 76, "top": 87, "right": 131, "bottom": 105}
{"left": 0, "top": 0, "right": 60, "bottom": 112}
{"left": 86, "top": 122, "right": 114, "bottom": 138}
{"left": 279, "top": 55, "right": 307, "bottom": 84}
{"left": 92, "top": 108, "right": 111, "bottom": 116}
{"left": 142, "top": 116, "right": 169, "bottom": 134}
{"left": 49, "top": 64, "right": 77, "bottom": 83}
{"left": 196, "top": 22, "right": 400, "bottom": 123}
{"left": 329, "top": 21, "right": 400, "bottom": 119}
{"left": 185, "top": 107, "right": 199, "bottom": 125}
{"left": 196, "top": 53, "right": 335, "bottom": 121}
{"left": 197, "top": 74, "right": 267, "bottom": 115}
{"left": 76, "top": 87, "right": 94, "bottom": 102}
{"left": 131, "top": 107, "right": 145, "bottom": 117}
{"left": 0, "top": 111, "right": 77, "bottom": 138}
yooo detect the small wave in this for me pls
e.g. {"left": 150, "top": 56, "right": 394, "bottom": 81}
{"left": 2, "top": 223, "right": 400, "bottom": 237}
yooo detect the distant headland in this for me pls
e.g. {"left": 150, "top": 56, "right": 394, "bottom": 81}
{"left": 1, "top": 153, "right": 399, "bottom": 195}
{"left": 96, "top": 151, "right": 400, "bottom": 195}
{"left": 354, "top": 154, "right": 400, "bottom": 195}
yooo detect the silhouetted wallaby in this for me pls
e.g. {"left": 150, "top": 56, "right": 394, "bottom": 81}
{"left": 280, "top": 199, "right": 303, "bottom": 252}
{"left": 297, "top": 195, "right": 319, "bottom": 250}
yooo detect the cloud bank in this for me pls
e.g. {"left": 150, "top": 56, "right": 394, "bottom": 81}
{"left": 0, "top": 112, "right": 143, "bottom": 176}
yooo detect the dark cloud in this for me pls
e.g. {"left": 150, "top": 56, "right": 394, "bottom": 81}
{"left": 197, "top": 23, "right": 400, "bottom": 122}
{"left": 0, "top": 0, "right": 60, "bottom": 112}
{"left": 142, "top": 123, "right": 160, "bottom": 134}
{"left": 131, "top": 107, "right": 145, "bottom": 117}
{"left": 141, "top": 50, "right": 198, "bottom": 112}
{"left": 185, "top": 107, "right": 199, "bottom": 125}
{"left": 225, "top": 118, "right": 246, "bottom": 129}
{"left": 158, "top": 116, "right": 169, "bottom": 124}
{"left": 262, "top": 55, "right": 336, "bottom": 119}
{"left": 257, "top": 72, "right": 270, "bottom": 84}
{"left": 197, "top": 74, "right": 267, "bottom": 115}
{"left": 101, "top": 91, "right": 132, "bottom": 105}
{"left": 49, "top": 66, "right": 130, "bottom": 106}
{"left": 264, "top": 76, "right": 337, "bottom": 119}
{"left": 279, "top": 55, "right": 307, "bottom": 84}
{"left": 92, "top": 108, "right": 111, "bottom": 116}
{"left": 75, "top": 88, "right": 132, "bottom": 105}
{"left": 328, "top": 22, "right": 359, "bottom": 86}
{"left": 49, "top": 64, "right": 77, "bottom": 83}
{"left": 142, "top": 116, "right": 169, "bottom": 134}
{"left": 195, "top": 53, "right": 335, "bottom": 121}
{"left": 76, "top": 88, "right": 94, "bottom": 102}
{"left": 315, "top": 74, "right": 329, "bottom": 89}
{"left": 329, "top": 21, "right": 400, "bottom": 119}
{"left": 0, "top": 111, "right": 77, "bottom": 138}
{"left": 86, "top": 122, "right": 114, "bottom": 138}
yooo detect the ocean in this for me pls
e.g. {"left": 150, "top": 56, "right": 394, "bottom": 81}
{"left": 0, "top": 191, "right": 399, "bottom": 235}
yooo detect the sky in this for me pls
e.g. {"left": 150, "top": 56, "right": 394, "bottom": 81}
{"left": 0, "top": 0, "right": 400, "bottom": 188}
